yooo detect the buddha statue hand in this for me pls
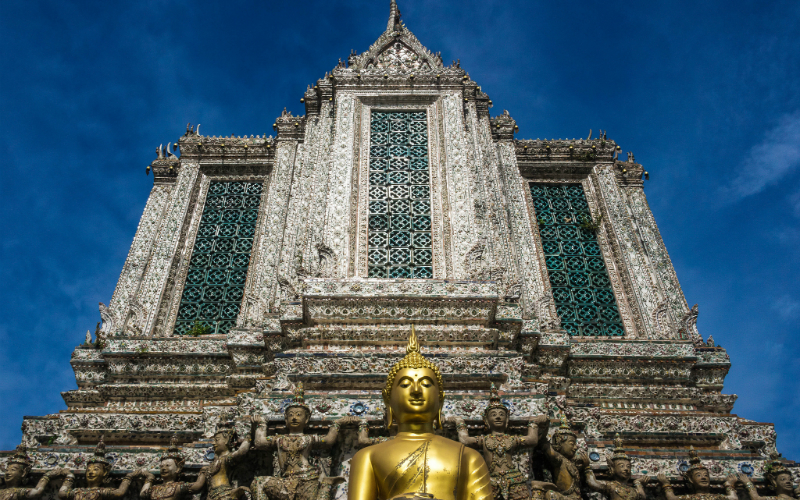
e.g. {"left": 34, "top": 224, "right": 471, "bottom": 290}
{"left": 446, "top": 416, "right": 462, "bottom": 427}
{"left": 335, "top": 416, "right": 359, "bottom": 426}
{"left": 530, "top": 415, "right": 548, "bottom": 426}
{"left": 43, "top": 468, "right": 70, "bottom": 480}
{"left": 575, "top": 452, "right": 590, "bottom": 470}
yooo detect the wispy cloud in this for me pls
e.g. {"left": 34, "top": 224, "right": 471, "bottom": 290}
{"left": 772, "top": 295, "right": 800, "bottom": 320}
{"left": 722, "top": 111, "right": 800, "bottom": 200}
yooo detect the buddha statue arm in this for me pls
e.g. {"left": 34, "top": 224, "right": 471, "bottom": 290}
{"left": 633, "top": 477, "right": 648, "bottom": 500}
{"left": 458, "top": 447, "right": 492, "bottom": 500}
{"left": 58, "top": 472, "right": 76, "bottom": 500}
{"left": 253, "top": 416, "right": 275, "bottom": 450}
{"left": 139, "top": 472, "right": 156, "bottom": 498}
{"left": 723, "top": 475, "right": 739, "bottom": 500}
{"left": 229, "top": 438, "right": 251, "bottom": 461}
{"left": 453, "top": 417, "right": 478, "bottom": 447}
{"left": 347, "top": 449, "right": 378, "bottom": 500}
{"left": 657, "top": 474, "right": 679, "bottom": 500}
{"left": 187, "top": 467, "right": 211, "bottom": 494}
{"left": 27, "top": 468, "right": 68, "bottom": 498}
{"left": 537, "top": 437, "right": 559, "bottom": 465}
{"left": 583, "top": 469, "right": 607, "bottom": 495}
{"left": 106, "top": 470, "right": 145, "bottom": 499}
{"left": 520, "top": 415, "right": 548, "bottom": 448}
{"left": 356, "top": 420, "right": 387, "bottom": 448}
{"left": 321, "top": 417, "right": 356, "bottom": 448}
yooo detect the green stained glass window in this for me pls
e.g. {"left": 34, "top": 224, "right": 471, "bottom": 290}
{"left": 368, "top": 111, "right": 433, "bottom": 279}
{"left": 529, "top": 183, "right": 624, "bottom": 336}
{"left": 174, "top": 181, "right": 263, "bottom": 336}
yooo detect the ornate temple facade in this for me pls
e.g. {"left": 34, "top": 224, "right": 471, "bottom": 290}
{"left": 4, "top": 3, "right": 792, "bottom": 500}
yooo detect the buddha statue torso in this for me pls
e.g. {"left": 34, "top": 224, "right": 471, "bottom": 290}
{"left": 352, "top": 433, "right": 489, "bottom": 500}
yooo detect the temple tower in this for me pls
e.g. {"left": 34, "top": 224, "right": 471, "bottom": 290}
{"left": 6, "top": 2, "right": 787, "bottom": 499}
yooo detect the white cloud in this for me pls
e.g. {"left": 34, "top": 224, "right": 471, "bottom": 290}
{"left": 723, "top": 111, "right": 800, "bottom": 200}
{"left": 772, "top": 295, "right": 800, "bottom": 320}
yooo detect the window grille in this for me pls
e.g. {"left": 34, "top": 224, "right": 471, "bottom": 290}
{"left": 367, "top": 111, "right": 433, "bottom": 279}
{"left": 529, "top": 183, "right": 624, "bottom": 336}
{"left": 174, "top": 181, "right": 262, "bottom": 336}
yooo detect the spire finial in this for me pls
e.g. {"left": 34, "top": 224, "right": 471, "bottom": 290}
{"left": 387, "top": 0, "right": 402, "bottom": 32}
{"left": 407, "top": 324, "right": 420, "bottom": 354}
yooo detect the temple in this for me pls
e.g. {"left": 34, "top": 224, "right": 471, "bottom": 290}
{"left": 3, "top": 2, "right": 792, "bottom": 500}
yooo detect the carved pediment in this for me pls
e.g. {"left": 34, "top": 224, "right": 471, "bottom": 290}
{"left": 349, "top": 1, "right": 444, "bottom": 74}
{"left": 368, "top": 41, "right": 433, "bottom": 73}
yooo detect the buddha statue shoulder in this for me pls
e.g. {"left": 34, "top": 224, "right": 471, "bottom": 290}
{"left": 348, "top": 327, "right": 492, "bottom": 500}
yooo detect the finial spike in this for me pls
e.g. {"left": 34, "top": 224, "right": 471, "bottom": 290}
{"left": 407, "top": 324, "right": 420, "bottom": 354}
{"left": 387, "top": 0, "right": 402, "bottom": 32}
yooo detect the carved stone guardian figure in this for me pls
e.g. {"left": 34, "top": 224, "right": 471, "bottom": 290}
{"left": 0, "top": 444, "right": 68, "bottom": 500}
{"left": 140, "top": 435, "right": 209, "bottom": 500}
{"left": 205, "top": 421, "right": 253, "bottom": 500}
{"left": 657, "top": 449, "right": 737, "bottom": 500}
{"left": 534, "top": 416, "right": 588, "bottom": 500}
{"left": 584, "top": 435, "right": 647, "bottom": 500}
{"left": 452, "top": 384, "right": 548, "bottom": 500}
{"left": 252, "top": 383, "right": 355, "bottom": 500}
{"left": 347, "top": 326, "right": 492, "bottom": 500}
{"left": 738, "top": 454, "right": 798, "bottom": 500}
{"left": 58, "top": 437, "right": 145, "bottom": 500}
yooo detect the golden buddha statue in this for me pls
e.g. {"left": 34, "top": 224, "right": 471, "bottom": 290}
{"left": 348, "top": 326, "right": 492, "bottom": 500}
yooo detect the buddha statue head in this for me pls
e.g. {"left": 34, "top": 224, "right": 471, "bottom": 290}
{"left": 284, "top": 382, "right": 312, "bottom": 433}
{"left": 606, "top": 434, "right": 633, "bottom": 482}
{"left": 213, "top": 422, "right": 238, "bottom": 456}
{"left": 764, "top": 453, "right": 794, "bottom": 496}
{"left": 483, "top": 383, "right": 510, "bottom": 433}
{"left": 382, "top": 326, "right": 444, "bottom": 432}
{"left": 681, "top": 448, "right": 711, "bottom": 493}
{"left": 551, "top": 415, "right": 579, "bottom": 459}
{"left": 159, "top": 434, "right": 186, "bottom": 482}
{"left": 86, "top": 437, "right": 112, "bottom": 487}
{"left": 4, "top": 444, "right": 32, "bottom": 487}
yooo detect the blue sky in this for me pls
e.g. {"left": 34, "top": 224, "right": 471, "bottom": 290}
{"left": 1, "top": 0, "right": 798, "bottom": 458}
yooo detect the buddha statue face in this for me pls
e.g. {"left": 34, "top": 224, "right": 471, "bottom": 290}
{"left": 484, "top": 408, "right": 509, "bottom": 433}
{"left": 389, "top": 367, "right": 442, "bottom": 431}
{"left": 4, "top": 464, "right": 28, "bottom": 486}
{"left": 554, "top": 435, "right": 577, "bottom": 459}
{"left": 213, "top": 431, "right": 233, "bottom": 455}
{"left": 609, "top": 458, "right": 632, "bottom": 481}
{"left": 85, "top": 463, "right": 109, "bottom": 487}
{"left": 769, "top": 472, "right": 794, "bottom": 495}
{"left": 687, "top": 469, "right": 711, "bottom": 491}
{"left": 160, "top": 458, "right": 181, "bottom": 482}
{"left": 285, "top": 407, "right": 311, "bottom": 433}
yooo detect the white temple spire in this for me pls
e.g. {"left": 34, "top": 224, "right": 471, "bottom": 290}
{"left": 387, "top": 0, "right": 402, "bottom": 32}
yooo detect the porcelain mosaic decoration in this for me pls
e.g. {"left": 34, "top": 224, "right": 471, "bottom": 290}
{"left": 3, "top": 4, "right": 794, "bottom": 500}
